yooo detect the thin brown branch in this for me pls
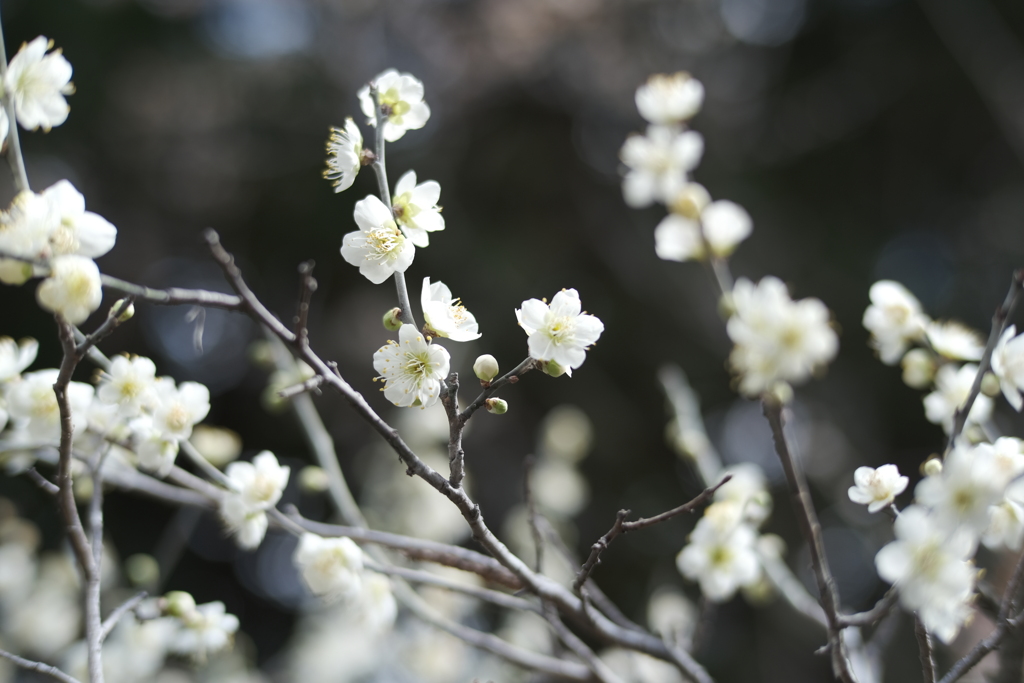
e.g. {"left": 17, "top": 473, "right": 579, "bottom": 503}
{"left": 278, "top": 374, "right": 324, "bottom": 399}
{"left": 573, "top": 476, "right": 731, "bottom": 593}
{"left": 76, "top": 297, "right": 133, "bottom": 358}
{"left": 838, "top": 587, "right": 899, "bottom": 628}
{"left": 294, "top": 260, "right": 316, "bottom": 347}
{"left": 440, "top": 371, "right": 467, "bottom": 488}
{"left": 0, "top": 649, "right": 80, "bottom": 683}
{"left": 25, "top": 467, "right": 59, "bottom": 495}
{"left": 543, "top": 602, "right": 627, "bottom": 683}
{"left": 916, "top": 616, "right": 937, "bottom": 683}
{"left": 762, "top": 395, "right": 855, "bottom": 683}
{"left": 100, "top": 274, "right": 243, "bottom": 310}
{"left": 937, "top": 611, "right": 1023, "bottom": 683}
{"left": 459, "top": 356, "right": 536, "bottom": 423}
{"left": 524, "top": 456, "right": 544, "bottom": 575}
{"left": 100, "top": 591, "right": 148, "bottom": 642}
{"left": 947, "top": 269, "right": 1024, "bottom": 450}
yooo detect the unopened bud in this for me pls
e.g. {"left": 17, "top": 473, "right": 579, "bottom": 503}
{"left": 359, "top": 148, "right": 376, "bottom": 166}
{"left": 473, "top": 354, "right": 499, "bottom": 382}
{"left": 125, "top": 553, "right": 160, "bottom": 588}
{"left": 485, "top": 398, "right": 508, "bottom": 414}
{"left": 112, "top": 299, "right": 135, "bottom": 322}
{"left": 0, "top": 259, "right": 32, "bottom": 285}
{"left": 299, "top": 465, "right": 330, "bottom": 493}
{"left": 981, "top": 372, "right": 1001, "bottom": 397}
{"left": 542, "top": 360, "right": 567, "bottom": 378}
{"left": 163, "top": 591, "right": 196, "bottom": 618}
{"left": 383, "top": 307, "right": 403, "bottom": 331}
{"left": 669, "top": 182, "right": 711, "bottom": 221}
{"left": 922, "top": 458, "right": 942, "bottom": 477}
{"left": 901, "top": 349, "right": 935, "bottom": 390}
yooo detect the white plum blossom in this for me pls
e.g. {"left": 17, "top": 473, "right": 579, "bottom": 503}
{"left": 293, "top": 532, "right": 364, "bottom": 600}
{"left": 0, "top": 190, "right": 55, "bottom": 263}
{"left": 373, "top": 324, "right": 450, "bottom": 408}
{"left": 654, "top": 214, "right": 703, "bottom": 262}
{"left": 915, "top": 443, "right": 1004, "bottom": 535}
{"left": 356, "top": 572, "right": 398, "bottom": 631}
{"left": 6, "top": 368, "right": 93, "bottom": 441}
{"left": 620, "top": 125, "right": 704, "bottom": 208}
{"left": 358, "top": 69, "right": 430, "bottom": 142}
{"left": 676, "top": 501, "right": 760, "bottom": 601}
{"left": 926, "top": 321, "right": 984, "bottom": 361}
{"left": 635, "top": 72, "right": 704, "bottom": 124}
{"left": 702, "top": 200, "right": 752, "bottom": 257}
{"left": 0, "top": 337, "right": 37, "bottom": 382}
{"left": 130, "top": 416, "right": 180, "bottom": 477}
{"left": 151, "top": 378, "right": 210, "bottom": 441}
{"left": 726, "top": 276, "right": 838, "bottom": 397}
{"left": 714, "top": 463, "right": 772, "bottom": 525}
{"left": 923, "top": 363, "right": 992, "bottom": 433}
{"left": 421, "top": 277, "right": 480, "bottom": 341}
{"left": 862, "top": 281, "right": 928, "bottom": 365}
{"left": 992, "top": 325, "right": 1024, "bottom": 410}
{"left": 983, "top": 498, "right": 1024, "bottom": 552}
{"left": 516, "top": 289, "right": 604, "bottom": 371}
{"left": 3, "top": 36, "right": 74, "bottom": 132}
{"left": 654, "top": 199, "right": 753, "bottom": 262}
{"left": 392, "top": 170, "right": 444, "bottom": 247}
{"left": 220, "top": 451, "right": 290, "bottom": 549}
{"left": 848, "top": 465, "right": 908, "bottom": 513}
{"left": 41, "top": 180, "right": 116, "bottom": 258}
{"left": 987, "top": 437, "right": 1024, "bottom": 487}
{"left": 324, "top": 118, "right": 363, "bottom": 193}
{"left": 36, "top": 254, "right": 102, "bottom": 324}
{"left": 341, "top": 195, "right": 414, "bottom": 285}
{"left": 96, "top": 355, "right": 158, "bottom": 418}
{"left": 167, "top": 601, "right": 239, "bottom": 658}
{"left": 875, "top": 505, "right": 976, "bottom": 643}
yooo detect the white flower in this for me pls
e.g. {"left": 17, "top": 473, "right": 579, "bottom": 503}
{"left": 923, "top": 363, "right": 992, "bottom": 433}
{"left": 373, "top": 324, "right": 450, "bottom": 408}
{"left": 97, "top": 355, "right": 158, "bottom": 418}
{"left": 0, "top": 337, "right": 37, "bottom": 382}
{"left": 130, "top": 416, "right": 180, "bottom": 477}
{"left": 635, "top": 72, "right": 704, "bottom": 125}
{"left": 6, "top": 368, "right": 92, "bottom": 441}
{"left": 516, "top": 289, "right": 604, "bottom": 371}
{"left": 654, "top": 199, "right": 753, "bottom": 262}
{"left": 151, "top": 378, "right": 210, "bottom": 441}
{"left": 168, "top": 601, "right": 239, "bottom": 658}
{"left": 225, "top": 451, "right": 290, "bottom": 512}
{"left": 726, "top": 277, "right": 838, "bottom": 397}
{"left": 988, "top": 437, "right": 1024, "bottom": 487}
{"left": 848, "top": 465, "right": 908, "bottom": 513}
{"left": 676, "top": 502, "right": 760, "bottom": 601}
{"left": 3, "top": 36, "right": 74, "bottom": 132}
{"left": 983, "top": 498, "right": 1024, "bottom": 552}
{"left": 654, "top": 214, "right": 703, "bottom": 262}
{"left": 324, "top": 118, "right": 363, "bottom": 193}
{"left": 357, "top": 69, "right": 430, "bottom": 142}
{"left": 714, "top": 463, "right": 772, "bottom": 525}
{"left": 392, "top": 170, "right": 443, "bottom": 247}
{"left": 702, "top": 200, "right": 752, "bottom": 257}
{"left": 293, "top": 532, "right": 364, "bottom": 600}
{"left": 41, "top": 180, "right": 116, "bottom": 258}
{"left": 341, "top": 195, "right": 415, "bottom": 284}
{"left": 356, "top": 572, "right": 397, "bottom": 631}
{"left": 993, "top": 325, "right": 1024, "bottom": 410}
{"left": 926, "top": 321, "right": 984, "bottom": 361}
{"left": 421, "top": 277, "right": 480, "bottom": 341}
{"left": 862, "top": 281, "right": 928, "bottom": 365}
{"left": 0, "top": 190, "right": 55, "bottom": 262}
{"left": 874, "top": 505, "right": 976, "bottom": 643}
{"left": 36, "top": 255, "right": 102, "bottom": 324}
{"left": 620, "top": 125, "right": 704, "bottom": 208}
{"left": 915, "top": 443, "right": 1004, "bottom": 535}
{"left": 219, "top": 498, "right": 269, "bottom": 549}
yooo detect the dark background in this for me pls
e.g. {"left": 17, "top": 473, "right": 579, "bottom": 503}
{"left": 3, "top": 0, "right": 1024, "bottom": 680}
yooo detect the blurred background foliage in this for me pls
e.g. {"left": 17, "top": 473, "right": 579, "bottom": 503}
{"left": 3, "top": 0, "right": 1024, "bottom": 680}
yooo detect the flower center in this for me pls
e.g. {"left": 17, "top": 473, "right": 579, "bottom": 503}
{"left": 402, "top": 351, "right": 433, "bottom": 382}
{"left": 249, "top": 474, "right": 278, "bottom": 504}
{"left": 164, "top": 404, "right": 190, "bottom": 433}
{"left": 380, "top": 88, "right": 411, "bottom": 122}
{"left": 365, "top": 223, "right": 403, "bottom": 260}
{"left": 547, "top": 315, "right": 575, "bottom": 342}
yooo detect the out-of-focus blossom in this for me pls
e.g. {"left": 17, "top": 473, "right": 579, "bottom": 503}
{"left": 168, "top": 600, "right": 239, "bottom": 658}
{"left": 41, "top": 180, "right": 116, "bottom": 258}
{"left": 863, "top": 281, "right": 928, "bottom": 365}
{"left": 926, "top": 321, "right": 984, "bottom": 361}
{"left": 96, "top": 355, "right": 158, "bottom": 418}
{"left": 676, "top": 501, "right": 760, "bottom": 601}
{"left": 6, "top": 368, "right": 92, "bottom": 441}
{"left": 635, "top": 72, "right": 704, "bottom": 124}
{"left": 0, "top": 337, "right": 37, "bottom": 382}
{"left": 923, "top": 364, "right": 992, "bottom": 433}
{"left": 993, "top": 325, "right": 1024, "bottom": 410}
{"left": 915, "top": 443, "right": 1003, "bottom": 535}
{"left": 35, "top": 254, "right": 102, "bottom": 324}
{"left": 620, "top": 125, "right": 703, "bottom": 208}
{"left": 654, "top": 199, "right": 752, "bottom": 262}
{"left": 151, "top": 378, "right": 210, "bottom": 441}
{"left": 293, "top": 533, "right": 364, "bottom": 600}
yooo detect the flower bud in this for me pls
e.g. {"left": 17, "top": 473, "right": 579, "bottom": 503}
{"left": 668, "top": 182, "right": 711, "bottom": 221}
{"left": 190, "top": 425, "right": 242, "bottom": 468}
{"left": 901, "top": 349, "right": 935, "bottom": 389}
{"left": 382, "top": 307, "right": 403, "bottom": 331}
{"left": 473, "top": 354, "right": 499, "bottom": 382}
{"left": 981, "top": 371, "right": 1001, "bottom": 397}
{"left": 163, "top": 591, "right": 197, "bottom": 618}
{"left": 541, "top": 360, "right": 567, "bottom": 377}
{"left": 125, "top": 553, "right": 160, "bottom": 588}
{"left": 0, "top": 259, "right": 32, "bottom": 285}
{"left": 111, "top": 299, "right": 135, "bottom": 322}
{"left": 485, "top": 398, "right": 508, "bottom": 415}
{"left": 299, "top": 465, "right": 330, "bottom": 493}
{"left": 922, "top": 457, "right": 942, "bottom": 477}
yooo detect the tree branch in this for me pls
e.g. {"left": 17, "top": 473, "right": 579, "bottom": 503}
{"left": 100, "top": 591, "right": 148, "bottom": 642}
{"left": 916, "top": 616, "right": 937, "bottom": 683}
{"left": 0, "top": 649, "right": 80, "bottom": 683}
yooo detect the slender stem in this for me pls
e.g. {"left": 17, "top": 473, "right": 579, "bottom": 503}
{"left": 757, "top": 548, "right": 828, "bottom": 628}
{"left": 762, "top": 395, "right": 855, "bottom": 683}
{"left": 916, "top": 616, "right": 937, "bottom": 683}
{"left": 657, "top": 365, "right": 722, "bottom": 486}
{"left": 100, "top": 274, "right": 243, "bottom": 310}
{"left": 0, "top": 16, "right": 29, "bottom": 192}
{"left": 838, "top": 588, "right": 899, "bottom": 628}
{"left": 0, "top": 649, "right": 80, "bottom": 683}
{"left": 99, "top": 591, "right": 148, "bottom": 642}
{"left": 543, "top": 602, "right": 628, "bottom": 683}
{"left": 947, "top": 269, "right": 1024, "bottom": 451}
{"left": 363, "top": 559, "right": 538, "bottom": 614}
{"left": 177, "top": 439, "right": 234, "bottom": 490}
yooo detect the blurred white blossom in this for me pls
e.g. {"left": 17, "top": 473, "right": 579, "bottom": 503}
{"left": 293, "top": 533, "right": 364, "bottom": 600}
{"left": 0, "top": 337, "right": 37, "bottom": 382}
{"left": 35, "top": 254, "right": 102, "bottom": 324}
{"left": 676, "top": 501, "right": 760, "bottom": 601}
{"left": 915, "top": 442, "right": 1003, "bottom": 536}
{"left": 926, "top": 321, "right": 984, "bottom": 361}
{"left": 6, "top": 368, "right": 92, "bottom": 441}
{"left": 152, "top": 378, "right": 210, "bottom": 441}
{"left": 862, "top": 281, "right": 928, "bottom": 365}
{"left": 41, "top": 180, "right": 116, "bottom": 258}
{"left": 167, "top": 600, "right": 239, "bottom": 659}
{"left": 620, "top": 125, "right": 703, "bottom": 208}
{"left": 993, "top": 324, "right": 1024, "bottom": 410}
{"left": 654, "top": 199, "right": 752, "bottom": 262}
{"left": 220, "top": 451, "right": 290, "bottom": 549}
{"left": 97, "top": 355, "right": 158, "bottom": 418}
{"left": 923, "top": 364, "right": 992, "bottom": 433}
{"left": 635, "top": 72, "right": 704, "bottom": 125}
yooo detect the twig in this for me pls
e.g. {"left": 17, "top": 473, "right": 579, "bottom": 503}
{"left": 100, "top": 274, "right": 243, "bottom": 310}
{"left": 0, "top": 17, "right": 30, "bottom": 193}
{"left": 573, "top": 476, "right": 730, "bottom": 593}
{"left": 278, "top": 374, "right": 324, "bottom": 399}
{"left": 459, "top": 356, "right": 537, "bottom": 423}
{"left": 838, "top": 588, "right": 899, "bottom": 628}
{"left": 937, "top": 611, "right": 1023, "bottom": 683}
{"left": 916, "top": 616, "right": 937, "bottom": 683}
{"left": 657, "top": 365, "right": 723, "bottom": 487}
{"left": 543, "top": 602, "right": 628, "bottom": 683}
{"left": 947, "top": 269, "right": 1024, "bottom": 451}
{"left": 757, "top": 548, "right": 828, "bottom": 629}
{"left": 294, "top": 261, "right": 316, "bottom": 347}
{"left": 177, "top": 438, "right": 234, "bottom": 490}
{"left": 0, "top": 649, "right": 80, "bottom": 683}
{"left": 25, "top": 467, "right": 59, "bottom": 495}
{"left": 76, "top": 297, "right": 134, "bottom": 358}
{"left": 524, "top": 456, "right": 544, "bottom": 574}
{"left": 100, "top": 591, "right": 148, "bottom": 642}
{"left": 762, "top": 395, "right": 855, "bottom": 683}
{"left": 440, "top": 371, "right": 467, "bottom": 487}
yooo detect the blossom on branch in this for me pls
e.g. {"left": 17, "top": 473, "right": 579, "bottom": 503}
{"left": 847, "top": 464, "right": 908, "bottom": 513}
{"left": 516, "top": 289, "right": 604, "bottom": 372}
{"left": 97, "top": 355, "right": 158, "bottom": 418}
{"left": 676, "top": 501, "right": 760, "bottom": 601}
{"left": 41, "top": 180, "right": 117, "bottom": 258}
{"left": 6, "top": 368, "right": 92, "bottom": 440}
{"left": 862, "top": 280, "right": 928, "bottom": 365}
{"left": 0, "top": 337, "right": 37, "bottom": 382}
{"left": 421, "top": 277, "right": 480, "bottom": 341}
{"left": 373, "top": 323, "right": 450, "bottom": 408}
{"left": 392, "top": 170, "right": 444, "bottom": 247}
{"left": 152, "top": 378, "right": 210, "bottom": 441}
{"left": 341, "top": 195, "right": 414, "bottom": 284}
{"left": 3, "top": 36, "right": 74, "bottom": 132}
{"left": 220, "top": 451, "right": 290, "bottom": 549}
{"left": 923, "top": 363, "right": 992, "bottom": 433}
{"left": 324, "top": 118, "right": 363, "bottom": 193}
{"left": 993, "top": 325, "right": 1024, "bottom": 410}
{"left": 654, "top": 198, "right": 752, "bottom": 262}
{"left": 35, "top": 254, "right": 102, "bottom": 324}
{"left": 358, "top": 69, "right": 430, "bottom": 142}
{"left": 293, "top": 533, "right": 364, "bottom": 600}
{"left": 635, "top": 72, "right": 704, "bottom": 125}
{"left": 916, "top": 442, "right": 1005, "bottom": 535}
{"left": 167, "top": 601, "right": 239, "bottom": 659}
{"left": 726, "top": 276, "right": 838, "bottom": 397}
{"left": 620, "top": 125, "right": 703, "bottom": 208}
{"left": 926, "top": 321, "right": 984, "bottom": 361}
